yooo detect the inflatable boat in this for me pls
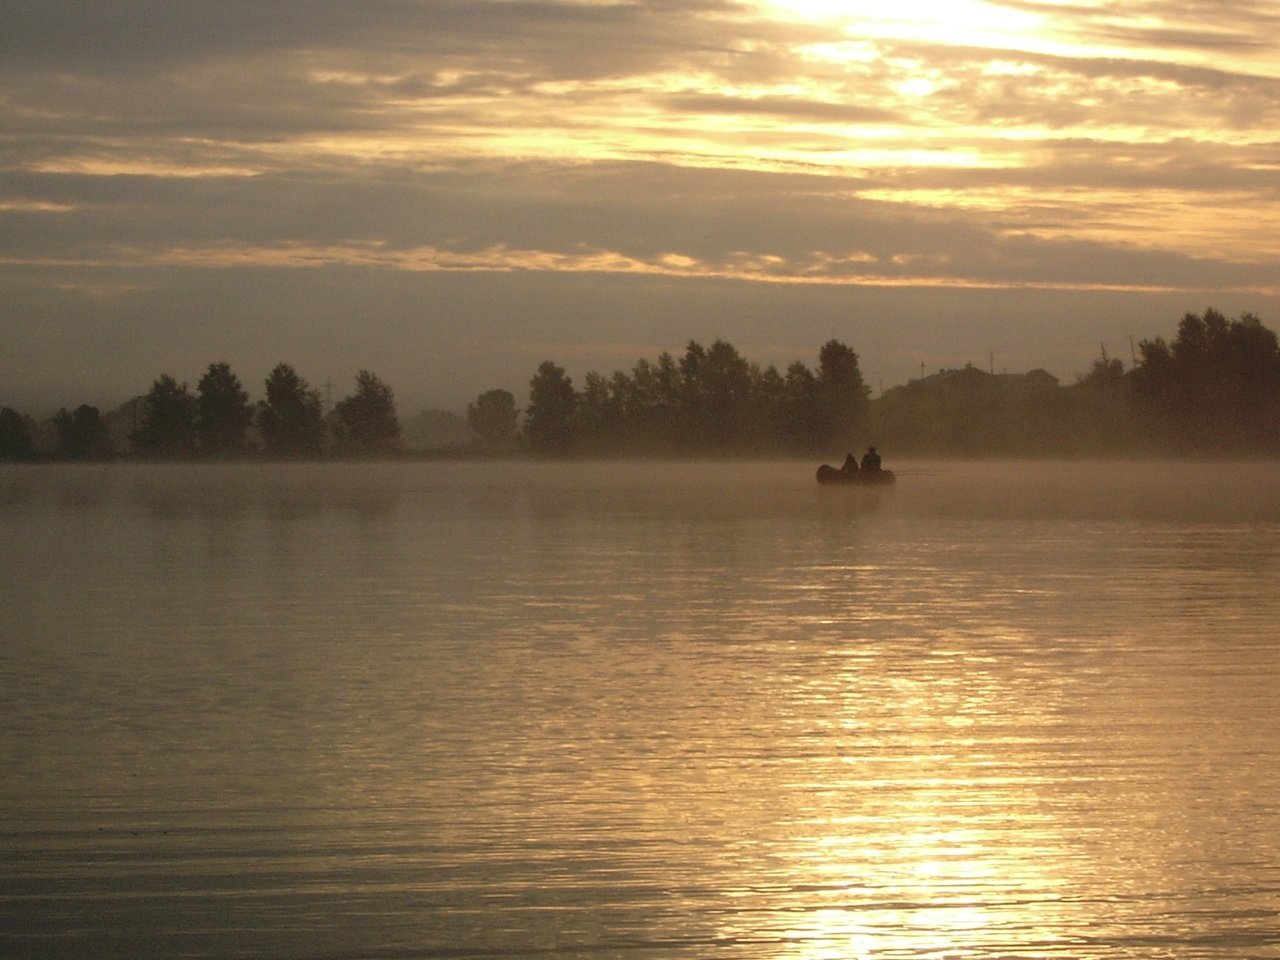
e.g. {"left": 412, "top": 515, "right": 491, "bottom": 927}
{"left": 816, "top": 463, "right": 896, "bottom": 486}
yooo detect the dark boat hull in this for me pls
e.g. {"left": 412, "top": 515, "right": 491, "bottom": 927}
{"left": 816, "top": 464, "right": 896, "bottom": 486}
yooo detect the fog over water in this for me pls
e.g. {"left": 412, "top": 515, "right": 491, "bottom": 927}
{"left": 3, "top": 460, "right": 1279, "bottom": 959}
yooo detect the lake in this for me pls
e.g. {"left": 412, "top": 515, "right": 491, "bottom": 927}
{"left": 2, "top": 459, "right": 1279, "bottom": 959}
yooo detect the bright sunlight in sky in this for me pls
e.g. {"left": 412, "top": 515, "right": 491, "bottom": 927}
{"left": 763, "top": 0, "right": 1045, "bottom": 49}
{"left": 3, "top": 0, "right": 1279, "bottom": 412}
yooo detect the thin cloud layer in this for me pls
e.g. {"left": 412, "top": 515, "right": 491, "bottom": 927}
{"left": 2, "top": 0, "right": 1278, "bottom": 410}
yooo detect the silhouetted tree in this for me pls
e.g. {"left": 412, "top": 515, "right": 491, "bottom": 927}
{"left": 676, "top": 340, "right": 709, "bottom": 444}
{"left": 467, "top": 389, "right": 519, "bottom": 447}
{"left": 606, "top": 356, "right": 679, "bottom": 454}
{"left": 132, "top": 375, "right": 198, "bottom": 458}
{"left": 1060, "top": 348, "right": 1133, "bottom": 454}
{"left": 0, "top": 406, "right": 36, "bottom": 461}
{"left": 746, "top": 363, "right": 787, "bottom": 451}
{"left": 260, "top": 363, "right": 325, "bottom": 458}
{"left": 54, "top": 404, "right": 114, "bottom": 460}
{"left": 699, "top": 339, "right": 754, "bottom": 450}
{"left": 524, "top": 361, "right": 577, "bottom": 455}
{"left": 782, "top": 361, "right": 821, "bottom": 452}
{"left": 334, "top": 370, "right": 400, "bottom": 456}
{"left": 816, "top": 339, "right": 871, "bottom": 450}
{"left": 572, "top": 370, "right": 619, "bottom": 454}
{"left": 1079, "top": 349, "right": 1125, "bottom": 388}
{"left": 1134, "top": 308, "right": 1280, "bottom": 452}
{"left": 871, "top": 365, "right": 1065, "bottom": 457}
{"left": 196, "top": 361, "right": 253, "bottom": 457}
{"left": 609, "top": 367, "right": 645, "bottom": 450}
{"left": 649, "top": 352, "right": 683, "bottom": 450}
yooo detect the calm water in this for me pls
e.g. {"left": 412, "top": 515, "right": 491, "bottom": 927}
{"left": 3, "top": 460, "right": 1279, "bottom": 959}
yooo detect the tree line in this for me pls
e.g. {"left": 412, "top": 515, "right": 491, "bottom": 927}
{"left": 480, "top": 309, "right": 1280, "bottom": 458}
{"left": 867, "top": 308, "right": 1280, "bottom": 457}
{"left": 1, "top": 363, "right": 402, "bottom": 461}
{"left": 0, "top": 339, "right": 872, "bottom": 462}
{"left": 3, "top": 308, "right": 1278, "bottom": 462}
{"left": 513, "top": 338, "right": 870, "bottom": 457}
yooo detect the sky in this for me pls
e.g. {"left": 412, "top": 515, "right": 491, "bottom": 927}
{"left": 3, "top": 0, "right": 1279, "bottom": 416}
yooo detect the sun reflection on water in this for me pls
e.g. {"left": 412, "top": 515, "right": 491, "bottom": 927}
{"left": 6, "top": 462, "right": 1280, "bottom": 957}
{"left": 696, "top": 623, "right": 1084, "bottom": 958}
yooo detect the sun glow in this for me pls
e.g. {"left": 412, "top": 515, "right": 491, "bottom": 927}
{"left": 759, "top": 0, "right": 1047, "bottom": 51}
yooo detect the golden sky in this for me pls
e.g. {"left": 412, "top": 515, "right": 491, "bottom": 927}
{"left": 3, "top": 0, "right": 1279, "bottom": 410}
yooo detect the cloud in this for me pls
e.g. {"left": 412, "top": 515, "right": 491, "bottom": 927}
{"left": 657, "top": 93, "right": 902, "bottom": 124}
{"left": 3, "top": 0, "right": 1280, "bottom": 413}
{"left": 0, "top": 1, "right": 749, "bottom": 76}
{"left": 6, "top": 156, "right": 1275, "bottom": 297}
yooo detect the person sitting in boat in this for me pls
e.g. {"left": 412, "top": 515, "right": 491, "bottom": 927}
{"left": 840, "top": 452, "right": 859, "bottom": 477}
{"left": 860, "top": 446, "right": 882, "bottom": 473}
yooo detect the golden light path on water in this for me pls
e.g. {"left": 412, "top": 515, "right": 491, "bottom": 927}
{"left": 686, "top": 632, "right": 1075, "bottom": 957}
{"left": 4, "top": 462, "right": 1280, "bottom": 957}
